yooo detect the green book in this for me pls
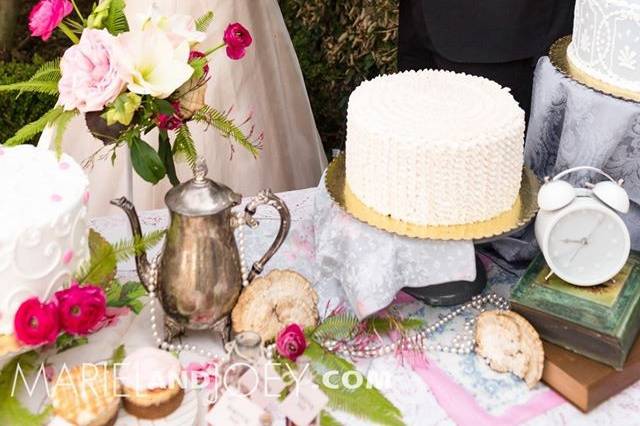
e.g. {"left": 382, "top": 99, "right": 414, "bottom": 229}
{"left": 511, "top": 252, "right": 640, "bottom": 370}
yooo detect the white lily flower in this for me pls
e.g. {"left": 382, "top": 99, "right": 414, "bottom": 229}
{"left": 130, "top": 5, "right": 206, "bottom": 47}
{"left": 116, "top": 29, "right": 194, "bottom": 99}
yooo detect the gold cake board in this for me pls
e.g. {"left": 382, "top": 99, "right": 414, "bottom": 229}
{"left": 550, "top": 36, "right": 640, "bottom": 103}
{"left": 325, "top": 154, "right": 540, "bottom": 242}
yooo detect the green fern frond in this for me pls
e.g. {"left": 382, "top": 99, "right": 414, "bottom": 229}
{"left": 193, "top": 105, "right": 260, "bottom": 157}
{"left": 3, "top": 106, "right": 65, "bottom": 146}
{"left": 305, "top": 341, "right": 404, "bottom": 426}
{"left": 76, "top": 229, "right": 165, "bottom": 284}
{"left": 195, "top": 11, "right": 214, "bottom": 32}
{"left": 173, "top": 124, "right": 198, "bottom": 170}
{"left": 312, "top": 314, "right": 359, "bottom": 341}
{"left": 320, "top": 411, "right": 343, "bottom": 426}
{"left": 26, "top": 59, "right": 61, "bottom": 85}
{"left": 52, "top": 110, "right": 78, "bottom": 158}
{"left": 105, "top": 0, "right": 129, "bottom": 35}
{"left": 0, "top": 80, "right": 59, "bottom": 96}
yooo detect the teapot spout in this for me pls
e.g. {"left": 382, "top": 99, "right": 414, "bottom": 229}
{"left": 110, "top": 197, "right": 152, "bottom": 289}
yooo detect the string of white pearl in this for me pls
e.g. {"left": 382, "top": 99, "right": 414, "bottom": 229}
{"left": 147, "top": 225, "right": 251, "bottom": 357}
{"left": 265, "top": 293, "right": 508, "bottom": 359}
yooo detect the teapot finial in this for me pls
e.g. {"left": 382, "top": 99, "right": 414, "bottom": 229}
{"left": 194, "top": 156, "right": 208, "bottom": 182}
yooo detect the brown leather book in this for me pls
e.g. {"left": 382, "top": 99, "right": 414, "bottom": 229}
{"left": 542, "top": 337, "right": 640, "bottom": 412}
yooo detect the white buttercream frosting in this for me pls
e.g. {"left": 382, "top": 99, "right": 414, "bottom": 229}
{"left": 119, "top": 347, "right": 182, "bottom": 391}
{"left": 568, "top": 0, "right": 640, "bottom": 93}
{"left": 345, "top": 69, "right": 525, "bottom": 226}
{"left": 0, "top": 145, "right": 89, "bottom": 335}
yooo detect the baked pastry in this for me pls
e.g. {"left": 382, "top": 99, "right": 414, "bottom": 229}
{"left": 119, "top": 347, "right": 184, "bottom": 419}
{"left": 0, "top": 145, "right": 89, "bottom": 336}
{"left": 568, "top": 0, "right": 640, "bottom": 94}
{"left": 475, "top": 311, "right": 544, "bottom": 388}
{"left": 345, "top": 69, "right": 524, "bottom": 226}
{"left": 51, "top": 364, "right": 120, "bottom": 426}
{"left": 232, "top": 270, "right": 319, "bottom": 341}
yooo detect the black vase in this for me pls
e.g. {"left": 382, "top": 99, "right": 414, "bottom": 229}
{"left": 85, "top": 111, "right": 128, "bottom": 145}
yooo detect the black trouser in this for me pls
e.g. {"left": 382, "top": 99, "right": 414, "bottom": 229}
{"left": 398, "top": 1, "right": 537, "bottom": 121}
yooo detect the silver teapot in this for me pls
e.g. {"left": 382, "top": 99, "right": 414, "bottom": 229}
{"left": 112, "top": 158, "right": 290, "bottom": 342}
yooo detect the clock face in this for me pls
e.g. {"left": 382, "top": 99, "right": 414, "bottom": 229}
{"left": 547, "top": 206, "right": 629, "bottom": 285}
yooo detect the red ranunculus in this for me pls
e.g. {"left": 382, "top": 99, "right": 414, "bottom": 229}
{"left": 28, "top": 0, "right": 73, "bottom": 41}
{"left": 156, "top": 101, "right": 183, "bottom": 130}
{"left": 14, "top": 298, "right": 60, "bottom": 346}
{"left": 223, "top": 23, "right": 253, "bottom": 60}
{"left": 55, "top": 284, "right": 106, "bottom": 336}
{"left": 276, "top": 323, "right": 307, "bottom": 362}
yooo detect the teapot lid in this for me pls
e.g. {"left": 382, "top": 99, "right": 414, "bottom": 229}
{"left": 165, "top": 158, "right": 241, "bottom": 216}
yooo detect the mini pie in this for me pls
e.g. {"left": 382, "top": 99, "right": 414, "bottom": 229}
{"left": 118, "top": 347, "right": 184, "bottom": 420}
{"left": 51, "top": 364, "right": 120, "bottom": 426}
{"left": 232, "top": 269, "right": 319, "bottom": 342}
{"left": 475, "top": 311, "right": 544, "bottom": 388}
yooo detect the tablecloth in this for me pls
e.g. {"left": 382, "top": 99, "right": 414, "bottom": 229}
{"left": 72, "top": 187, "right": 640, "bottom": 426}
{"left": 525, "top": 56, "right": 640, "bottom": 250}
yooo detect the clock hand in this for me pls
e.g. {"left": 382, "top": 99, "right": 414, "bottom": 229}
{"left": 561, "top": 238, "right": 587, "bottom": 244}
{"left": 567, "top": 216, "right": 606, "bottom": 264}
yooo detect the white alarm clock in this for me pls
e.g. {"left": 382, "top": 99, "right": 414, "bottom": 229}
{"left": 535, "top": 166, "right": 631, "bottom": 286}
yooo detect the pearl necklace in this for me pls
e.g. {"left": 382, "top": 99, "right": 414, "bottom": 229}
{"left": 147, "top": 225, "right": 251, "bottom": 358}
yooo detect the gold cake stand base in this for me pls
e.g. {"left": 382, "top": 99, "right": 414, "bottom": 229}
{"left": 550, "top": 36, "right": 640, "bottom": 103}
{"left": 325, "top": 154, "right": 540, "bottom": 242}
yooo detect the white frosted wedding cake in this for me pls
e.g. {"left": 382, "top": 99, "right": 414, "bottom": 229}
{"left": 0, "top": 145, "right": 89, "bottom": 335}
{"left": 345, "top": 69, "right": 525, "bottom": 226}
{"left": 568, "top": 0, "right": 640, "bottom": 93}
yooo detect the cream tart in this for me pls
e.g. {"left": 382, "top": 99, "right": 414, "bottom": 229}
{"left": 51, "top": 364, "right": 120, "bottom": 426}
{"left": 119, "top": 347, "right": 184, "bottom": 419}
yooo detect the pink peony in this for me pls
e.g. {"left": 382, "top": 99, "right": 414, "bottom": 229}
{"left": 55, "top": 284, "right": 106, "bottom": 336}
{"left": 58, "top": 29, "right": 126, "bottom": 112}
{"left": 28, "top": 0, "right": 73, "bottom": 41}
{"left": 276, "top": 323, "right": 307, "bottom": 362}
{"left": 156, "top": 101, "right": 183, "bottom": 130}
{"left": 14, "top": 298, "right": 60, "bottom": 346}
{"left": 223, "top": 23, "right": 253, "bottom": 60}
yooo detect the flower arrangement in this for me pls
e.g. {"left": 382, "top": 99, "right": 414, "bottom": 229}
{"left": 1, "top": 0, "right": 260, "bottom": 185}
{"left": 268, "top": 314, "right": 424, "bottom": 426}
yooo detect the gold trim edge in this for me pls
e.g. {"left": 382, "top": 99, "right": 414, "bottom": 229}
{"left": 325, "top": 154, "right": 540, "bottom": 241}
{"left": 549, "top": 36, "right": 640, "bottom": 103}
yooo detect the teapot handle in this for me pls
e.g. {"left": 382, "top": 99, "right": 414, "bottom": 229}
{"left": 239, "top": 189, "right": 291, "bottom": 282}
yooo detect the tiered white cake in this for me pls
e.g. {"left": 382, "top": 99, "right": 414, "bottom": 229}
{"left": 0, "top": 145, "right": 90, "bottom": 335}
{"left": 568, "top": 0, "right": 640, "bottom": 93}
{"left": 345, "top": 69, "right": 525, "bottom": 226}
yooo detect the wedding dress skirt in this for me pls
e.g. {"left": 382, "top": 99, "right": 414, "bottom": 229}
{"left": 51, "top": 0, "right": 327, "bottom": 217}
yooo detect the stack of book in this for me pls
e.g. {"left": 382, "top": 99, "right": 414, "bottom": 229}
{"left": 511, "top": 253, "right": 640, "bottom": 412}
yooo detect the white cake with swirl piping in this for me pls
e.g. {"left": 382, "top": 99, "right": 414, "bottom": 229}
{"left": 345, "top": 69, "right": 525, "bottom": 226}
{"left": 0, "top": 145, "right": 89, "bottom": 336}
{"left": 568, "top": 0, "right": 640, "bottom": 94}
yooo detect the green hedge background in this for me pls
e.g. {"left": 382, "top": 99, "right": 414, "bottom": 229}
{"left": 0, "top": 0, "right": 398, "bottom": 150}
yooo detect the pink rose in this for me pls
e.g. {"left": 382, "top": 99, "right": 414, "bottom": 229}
{"left": 276, "top": 324, "right": 307, "bottom": 362}
{"left": 28, "top": 0, "right": 73, "bottom": 41}
{"left": 58, "top": 29, "right": 126, "bottom": 112}
{"left": 156, "top": 101, "right": 183, "bottom": 130}
{"left": 223, "top": 23, "right": 253, "bottom": 60}
{"left": 14, "top": 298, "right": 60, "bottom": 346}
{"left": 55, "top": 284, "right": 106, "bottom": 336}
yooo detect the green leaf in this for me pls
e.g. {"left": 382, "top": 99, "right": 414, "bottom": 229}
{"left": 109, "top": 344, "right": 127, "bottom": 365}
{"left": 107, "top": 281, "right": 148, "bottom": 314}
{"left": 195, "top": 11, "right": 214, "bottom": 32}
{"left": 159, "top": 130, "right": 180, "bottom": 186}
{"left": 55, "top": 334, "right": 89, "bottom": 353}
{"left": 312, "top": 314, "right": 359, "bottom": 341}
{"left": 105, "top": 0, "right": 129, "bottom": 34}
{"left": 103, "top": 92, "right": 141, "bottom": 126}
{"left": 130, "top": 136, "right": 166, "bottom": 184}
{"left": 52, "top": 110, "right": 78, "bottom": 158}
{"left": 19, "top": 59, "right": 61, "bottom": 96}
{"left": 4, "top": 106, "right": 65, "bottom": 146}
{"left": 0, "top": 352, "right": 51, "bottom": 426}
{"left": 304, "top": 341, "right": 404, "bottom": 426}
{"left": 320, "top": 411, "right": 343, "bottom": 426}
{"left": 154, "top": 99, "right": 176, "bottom": 115}
{"left": 0, "top": 80, "right": 59, "bottom": 96}
{"left": 173, "top": 124, "right": 198, "bottom": 170}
